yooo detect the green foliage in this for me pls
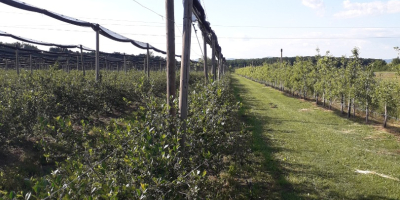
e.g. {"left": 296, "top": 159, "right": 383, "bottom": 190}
{"left": 235, "top": 47, "right": 400, "bottom": 121}
{"left": 0, "top": 68, "right": 248, "bottom": 199}
{"left": 233, "top": 74, "right": 400, "bottom": 199}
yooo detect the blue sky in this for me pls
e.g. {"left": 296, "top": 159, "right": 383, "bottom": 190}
{"left": 1, "top": 0, "right": 400, "bottom": 60}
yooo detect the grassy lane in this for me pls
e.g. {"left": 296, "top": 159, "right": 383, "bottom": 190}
{"left": 232, "top": 74, "right": 400, "bottom": 199}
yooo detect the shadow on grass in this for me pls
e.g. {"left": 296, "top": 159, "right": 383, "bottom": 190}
{"left": 233, "top": 76, "right": 400, "bottom": 200}
{"left": 267, "top": 82, "right": 400, "bottom": 138}
{"left": 231, "top": 77, "right": 316, "bottom": 199}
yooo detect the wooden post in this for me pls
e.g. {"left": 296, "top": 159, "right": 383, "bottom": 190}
{"left": 281, "top": 49, "right": 283, "bottom": 64}
{"left": 5, "top": 59, "right": 8, "bottom": 70}
{"left": 105, "top": 56, "right": 108, "bottom": 71}
{"left": 80, "top": 45, "right": 85, "bottom": 76}
{"left": 76, "top": 55, "right": 79, "bottom": 70}
{"left": 203, "top": 32, "right": 208, "bottom": 82}
{"left": 223, "top": 60, "right": 225, "bottom": 75}
{"left": 166, "top": 0, "right": 176, "bottom": 117}
{"left": 67, "top": 57, "right": 70, "bottom": 73}
{"left": 29, "top": 54, "right": 32, "bottom": 74}
{"left": 124, "top": 53, "right": 127, "bottom": 73}
{"left": 179, "top": 0, "right": 193, "bottom": 123}
{"left": 15, "top": 45, "right": 19, "bottom": 75}
{"left": 211, "top": 35, "right": 216, "bottom": 81}
{"left": 219, "top": 55, "right": 222, "bottom": 80}
{"left": 95, "top": 24, "right": 100, "bottom": 82}
{"left": 143, "top": 58, "right": 146, "bottom": 72}
{"left": 146, "top": 43, "right": 150, "bottom": 78}
{"left": 217, "top": 55, "right": 220, "bottom": 80}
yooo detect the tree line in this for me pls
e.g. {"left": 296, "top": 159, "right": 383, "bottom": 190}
{"left": 235, "top": 48, "right": 400, "bottom": 127}
{"left": 228, "top": 54, "right": 399, "bottom": 72}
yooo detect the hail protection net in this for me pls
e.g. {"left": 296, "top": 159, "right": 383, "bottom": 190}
{"left": 0, "top": 0, "right": 192, "bottom": 58}
{"left": 0, "top": 30, "right": 78, "bottom": 48}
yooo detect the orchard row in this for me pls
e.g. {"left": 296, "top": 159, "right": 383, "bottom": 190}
{"left": 236, "top": 48, "right": 400, "bottom": 127}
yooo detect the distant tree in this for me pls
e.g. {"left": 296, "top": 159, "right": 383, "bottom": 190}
{"left": 20, "top": 43, "right": 39, "bottom": 50}
{"left": 356, "top": 63, "right": 376, "bottom": 123}
{"left": 49, "top": 47, "right": 73, "bottom": 53}
{"left": 371, "top": 59, "right": 389, "bottom": 72}
{"left": 374, "top": 81, "right": 399, "bottom": 127}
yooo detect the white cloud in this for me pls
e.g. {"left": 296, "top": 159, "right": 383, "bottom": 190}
{"left": 334, "top": 0, "right": 400, "bottom": 18}
{"left": 302, "top": 0, "right": 324, "bottom": 9}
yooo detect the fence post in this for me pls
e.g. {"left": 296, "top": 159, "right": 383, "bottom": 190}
{"left": 203, "top": 32, "right": 208, "bottom": 82}
{"left": 67, "top": 56, "right": 70, "bottom": 73}
{"left": 15, "top": 44, "right": 19, "bottom": 75}
{"left": 124, "top": 53, "right": 127, "bottom": 73}
{"left": 146, "top": 43, "right": 150, "bottom": 78}
{"left": 211, "top": 35, "right": 216, "bottom": 81}
{"left": 179, "top": 0, "right": 193, "bottom": 126}
{"left": 95, "top": 24, "right": 100, "bottom": 82}
{"left": 30, "top": 54, "right": 32, "bottom": 74}
{"left": 166, "top": 0, "right": 176, "bottom": 117}
{"left": 80, "top": 45, "right": 85, "bottom": 76}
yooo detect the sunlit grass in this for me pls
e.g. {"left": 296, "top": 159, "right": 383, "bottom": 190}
{"left": 232, "top": 74, "right": 400, "bottom": 199}
{"left": 375, "top": 71, "right": 400, "bottom": 84}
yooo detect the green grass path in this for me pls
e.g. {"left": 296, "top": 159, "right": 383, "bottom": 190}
{"left": 232, "top": 74, "right": 400, "bottom": 199}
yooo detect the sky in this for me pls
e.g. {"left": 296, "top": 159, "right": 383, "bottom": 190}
{"left": 1, "top": 0, "right": 400, "bottom": 60}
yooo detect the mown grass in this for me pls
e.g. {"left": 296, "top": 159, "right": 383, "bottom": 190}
{"left": 375, "top": 72, "right": 400, "bottom": 84}
{"left": 232, "top": 74, "right": 400, "bottom": 199}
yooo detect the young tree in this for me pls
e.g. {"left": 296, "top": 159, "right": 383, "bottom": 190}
{"left": 335, "top": 56, "right": 348, "bottom": 115}
{"left": 374, "top": 81, "right": 399, "bottom": 127}
{"left": 356, "top": 63, "right": 376, "bottom": 123}
{"left": 345, "top": 47, "right": 362, "bottom": 118}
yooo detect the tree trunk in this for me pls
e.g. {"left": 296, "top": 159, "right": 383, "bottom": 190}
{"left": 353, "top": 98, "right": 356, "bottom": 118}
{"left": 347, "top": 96, "right": 351, "bottom": 118}
{"left": 341, "top": 94, "right": 344, "bottom": 115}
{"left": 322, "top": 92, "right": 325, "bottom": 107}
{"left": 316, "top": 93, "right": 318, "bottom": 104}
{"left": 365, "top": 102, "right": 369, "bottom": 124}
{"left": 329, "top": 98, "right": 332, "bottom": 110}
{"left": 384, "top": 102, "right": 388, "bottom": 128}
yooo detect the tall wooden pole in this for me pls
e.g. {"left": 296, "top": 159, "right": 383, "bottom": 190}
{"left": 124, "top": 53, "right": 127, "bottom": 73}
{"left": 166, "top": 0, "right": 176, "bottom": 116}
{"left": 179, "top": 0, "right": 193, "bottom": 123}
{"left": 211, "top": 35, "right": 216, "bottom": 81}
{"left": 67, "top": 57, "right": 70, "bottom": 73}
{"left": 222, "top": 60, "right": 225, "bottom": 75}
{"left": 30, "top": 54, "right": 32, "bottom": 74}
{"left": 281, "top": 49, "right": 283, "bottom": 64}
{"left": 80, "top": 45, "right": 85, "bottom": 76}
{"left": 15, "top": 45, "right": 19, "bottom": 75}
{"left": 146, "top": 43, "right": 150, "bottom": 78}
{"left": 218, "top": 54, "right": 222, "bottom": 80}
{"left": 95, "top": 24, "right": 100, "bottom": 82}
{"left": 203, "top": 32, "right": 208, "bottom": 82}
